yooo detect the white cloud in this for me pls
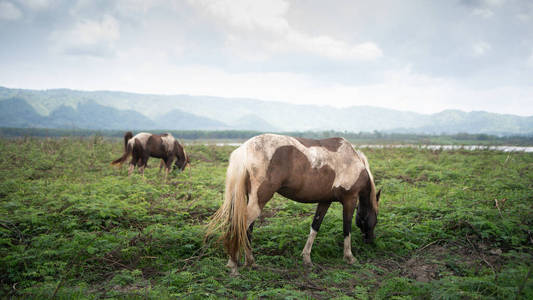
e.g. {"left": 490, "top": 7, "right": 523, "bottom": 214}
{"left": 471, "top": 0, "right": 506, "bottom": 18}
{"left": 287, "top": 32, "right": 383, "bottom": 61}
{"left": 516, "top": 12, "right": 531, "bottom": 22}
{"left": 50, "top": 15, "right": 120, "bottom": 57}
{"left": 483, "top": 0, "right": 505, "bottom": 7}
{"left": 472, "top": 8, "right": 494, "bottom": 18}
{"left": 2, "top": 0, "right": 533, "bottom": 118}
{"left": 3, "top": 56, "right": 533, "bottom": 116}
{"left": 189, "top": 0, "right": 382, "bottom": 61}
{"left": 17, "top": 0, "right": 54, "bottom": 10}
{"left": 0, "top": 1, "right": 22, "bottom": 20}
{"left": 527, "top": 50, "right": 533, "bottom": 67}
{"left": 472, "top": 41, "right": 491, "bottom": 56}
{"left": 115, "top": 0, "right": 162, "bottom": 13}
{"left": 194, "top": 0, "right": 290, "bottom": 34}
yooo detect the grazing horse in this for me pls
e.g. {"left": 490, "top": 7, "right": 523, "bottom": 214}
{"left": 111, "top": 131, "right": 189, "bottom": 179}
{"left": 207, "top": 134, "right": 380, "bottom": 275}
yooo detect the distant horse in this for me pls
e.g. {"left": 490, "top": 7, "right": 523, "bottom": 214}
{"left": 207, "top": 134, "right": 380, "bottom": 275}
{"left": 111, "top": 131, "right": 189, "bottom": 179}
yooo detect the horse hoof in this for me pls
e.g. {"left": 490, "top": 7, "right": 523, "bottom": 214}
{"left": 230, "top": 269, "right": 240, "bottom": 277}
{"left": 245, "top": 262, "right": 259, "bottom": 269}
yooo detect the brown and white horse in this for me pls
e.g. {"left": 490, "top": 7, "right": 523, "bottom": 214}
{"left": 111, "top": 131, "right": 189, "bottom": 179}
{"left": 207, "top": 134, "right": 380, "bottom": 275}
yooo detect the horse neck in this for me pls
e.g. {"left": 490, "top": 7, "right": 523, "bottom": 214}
{"left": 174, "top": 141, "right": 185, "bottom": 159}
{"left": 359, "top": 171, "right": 377, "bottom": 213}
{"left": 357, "top": 150, "right": 378, "bottom": 212}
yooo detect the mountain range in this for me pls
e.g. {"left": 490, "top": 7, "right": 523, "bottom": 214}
{"left": 1, "top": 86, "right": 532, "bottom": 135}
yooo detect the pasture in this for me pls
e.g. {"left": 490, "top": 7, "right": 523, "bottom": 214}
{"left": 0, "top": 137, "right": 532, "bottom": 299}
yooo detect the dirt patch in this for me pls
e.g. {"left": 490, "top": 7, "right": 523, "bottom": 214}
{"left": 404, "top": 254, "right": 440, "bottom": 282}
{"left": 372, "top": 242, "right": 505, "bottom": 283}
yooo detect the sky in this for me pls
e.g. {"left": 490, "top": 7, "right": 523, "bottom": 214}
{"left": 1, "top": 0, "right": 533, "bottom": 115}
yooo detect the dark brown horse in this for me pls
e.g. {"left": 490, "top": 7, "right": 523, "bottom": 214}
{"left": 111, "top": 131, "right": 189, "bottom": 179}
{"left": 207, "top": 134, "right": 380, "bottom": 275}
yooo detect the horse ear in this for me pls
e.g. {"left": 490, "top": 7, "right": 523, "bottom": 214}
{"left": 376, "top": 188, "right": 381, "bottom": 202}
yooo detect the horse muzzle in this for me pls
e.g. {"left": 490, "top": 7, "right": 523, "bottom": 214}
{"left": 363, "top": 232, "right": 375, "bottom": 244}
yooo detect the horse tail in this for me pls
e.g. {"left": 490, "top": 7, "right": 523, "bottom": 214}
{"left": 124, "top": 131, "right": 133, "bottom": 152}
{"left": 205, "top": 145, "right": 249, "bottom": 261}
{"left": 111, "top": 132, "right": 133, "bottom": 166}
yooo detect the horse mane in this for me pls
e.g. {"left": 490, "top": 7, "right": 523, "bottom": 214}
{"left": 355, "top": 149, "right": 378, "bottom": 212}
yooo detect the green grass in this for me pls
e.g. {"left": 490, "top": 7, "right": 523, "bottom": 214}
{"left": 1, "top": 137, "right": 532, "bottom": 299}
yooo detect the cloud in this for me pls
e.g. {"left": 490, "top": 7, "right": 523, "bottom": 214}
{"left": 468, "top": 0, "right": 506, "bottom": 18}
{"left": 516, "top": 12, "right": 531, "bottom": 22}
{"left": 194, "top": 0, "right": 290, "bottom": 34}
{"left": 285, "top": 32, "right": 382, "bottom": 61}
{"left": 483, "top": 0, "right": 505, "bottom": 6}
{"left": 17, "top": 0, "right": 54, "bottom": 10}
{"left": 189, "top": 0, "right": 382, "bottom": 61}
{"left": 527, "top": 50, "right": 533, "bottom": 67}
{"left": 472, "top": 41, "right": 491, "bottom": 56}
{"left": 0, "top": 1, "right": 22, "bottom": 20}
{"left": 50, "top": 15, "right": 120, "bottom": 57}
{"left": 472, "top": 7, "right": 494, "bottom": 18}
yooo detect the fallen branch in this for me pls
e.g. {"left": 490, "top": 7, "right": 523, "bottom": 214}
{"left": 415, "top": 239, "right": 442, "bottom": 254}
{"left": 465, "top": 235, "right": 496, "bottom": 280}
{"left": 51, "top": 278, "right": 63, "bottom": 299}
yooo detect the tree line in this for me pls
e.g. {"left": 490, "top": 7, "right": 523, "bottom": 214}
{"left": 1, "top": 127, "right": 532, "bottom": 145}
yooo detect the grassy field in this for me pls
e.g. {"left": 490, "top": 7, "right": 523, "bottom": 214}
{"left": 1, "top": 137, "right": 532, "bottom": 299}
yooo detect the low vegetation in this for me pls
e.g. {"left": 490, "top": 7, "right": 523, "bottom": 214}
{"left": 1, "top": 136, "right": 532, "bottom": 299}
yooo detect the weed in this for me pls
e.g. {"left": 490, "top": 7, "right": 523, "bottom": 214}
{"left": 0, "top": 138, "right": 532, "bottom": 299}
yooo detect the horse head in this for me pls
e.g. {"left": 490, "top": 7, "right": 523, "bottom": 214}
{"left": 356, "top": 188, "right": 381, "bottom": 243}
{"left": 173, "top": 144, "right": 189, "bottom": 172}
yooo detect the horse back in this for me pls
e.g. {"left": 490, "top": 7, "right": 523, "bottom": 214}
{"left": 242, "top": 134, "right": 367, "bottom": 202}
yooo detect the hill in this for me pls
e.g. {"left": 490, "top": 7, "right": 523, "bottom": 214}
{"left": 1, "top": 86, "right": 532, "bottom": 134}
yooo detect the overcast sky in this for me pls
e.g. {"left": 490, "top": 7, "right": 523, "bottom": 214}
{"left": 1, "top": 0, "right": 532, "bottom": 115}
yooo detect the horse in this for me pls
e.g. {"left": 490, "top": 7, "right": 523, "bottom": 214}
{"left": 207, "top": 133, "right": 380, "bottom": 275}
{"left": 111, "top": 131, "right": 189, "bottom": 179}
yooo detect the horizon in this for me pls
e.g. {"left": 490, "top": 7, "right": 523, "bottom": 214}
{"left": 1, "top": 85, "right": 532, "bottom": 118}
{"left": 1, "top": 1, "right": 533, "bottom": 116}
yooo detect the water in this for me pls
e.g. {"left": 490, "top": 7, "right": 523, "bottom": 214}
{"left": 357, "top": 144, "right": 533, "bottom": 152}
{"left": 197, "top": 142, "right": 533, "bottom": 152}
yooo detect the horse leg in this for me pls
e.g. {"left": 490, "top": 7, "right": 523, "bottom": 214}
{"left": 159, "top": 160, "right": 164, "bottom": 174}
{"left": 165, "top": 158, "right": 172, "bottom": 181}
{"left": 342, "top": 197, "right": 357, "bottom": 264}
{"left": 159, "top": 158, "right": 170, "bottom": 181}
{"left": 128, "top": 156, "right": 138, "bottom": 176}
{"left": 244, "top": 183, "right": 276, "bottom": 269}
{"left": 243, "top": 208, "right": 261, "bottom": 268}
{"left": 244, "top": 221, "right": 256, "bottom": 268}
{"left": 301, "top": 201, "right": 331, "bottom": 266}
{"left": 225, "top": 190, "right": 263, "bottom": 273}
{"left": 138, "top": 163, "right": 145, "bottom": 177}
{"left": 139, "top": 156, "right": 149, "bottom": 177}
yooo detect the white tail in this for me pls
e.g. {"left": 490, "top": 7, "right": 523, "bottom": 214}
{"left": 205, "top": 146, "right": 249, "bottom": 261}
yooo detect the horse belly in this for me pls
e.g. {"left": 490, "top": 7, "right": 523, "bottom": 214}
{"left": 150, "top": 152, "right": 166, "bottom": 159}
{"left": 277, "top": 185, "right": 335, "bottom": 203}
{"left": 277, "top": 167, "right": 337, "bottom": 203}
